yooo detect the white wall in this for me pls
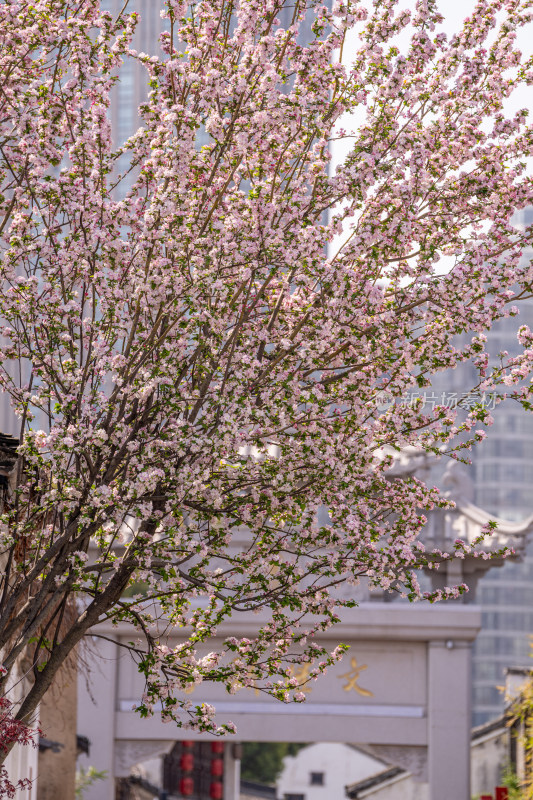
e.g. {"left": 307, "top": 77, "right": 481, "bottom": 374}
{"left": 470, "top": 729, "right": 508, "bottom": 798}
{"left": 276, "top": 743, "right": 385, "bottom": 800}
{"left": 2, "top": 670, "right": 39, "bottom": 800}
{"left": 4, "top": 739, "right": 39, "bottom": 800}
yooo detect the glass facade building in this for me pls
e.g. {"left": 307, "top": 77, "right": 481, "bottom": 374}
{"left": 470, "top": 294, "right": 533, "bottom": 724}
{"left": 0, "top": 0, "right": 324, "bottom": 434}
{"left": 431, "top": 207, "right": 533, "bottom": 725}
{"left": 99, "top": 1, "right": 321, "bottom": 194}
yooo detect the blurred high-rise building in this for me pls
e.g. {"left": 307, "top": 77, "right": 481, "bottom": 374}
{"left": 431, "top": 207, "right": 533, "bottom": 725}
{"left": 0, "top": 0, "right": 324, "bottom": 438}
{"left": 102, "top": 0, "right": 319, "bottom": 187}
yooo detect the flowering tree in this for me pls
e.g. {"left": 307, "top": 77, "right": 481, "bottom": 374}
{"left": 1, "top": 0, "right": 533, "bottom": 749}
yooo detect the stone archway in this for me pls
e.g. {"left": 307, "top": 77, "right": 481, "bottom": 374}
{"left": 78, "top": 603, "right": 480, "bottom": 800}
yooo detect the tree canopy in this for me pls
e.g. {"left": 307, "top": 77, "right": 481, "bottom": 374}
{"left": 1, "top": 0, "right": 533, "bottom": 743}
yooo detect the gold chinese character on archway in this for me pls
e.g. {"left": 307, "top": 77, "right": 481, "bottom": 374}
{"left": 338, "top": 657, "right": 373, "bottom": 697}
{"left": 253, "top": 662, "right": 313, "bottom": 696}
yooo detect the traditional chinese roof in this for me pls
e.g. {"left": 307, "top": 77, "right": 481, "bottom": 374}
{"left": 345, "top": 765, "right": 406, "bottom": 798}
{"left": 423, "top": 495, "right": 533, "bottom": 561}
{"left": 240, "top": 780, "right": 276, "bottom": 800}
{"left": 383, "top": 448, "right": 533, "bottom": 552}
{"left": 382, "top": 448, "right": 533, "bottom": 600}
{"left": 0, "top": 432, "right": 19, "bottom": 472}
{"left": 0, "top": 431, "right": 19, "bottom": 499}
{"left": 471, "top": 714, "right": 507, "bottom": 742}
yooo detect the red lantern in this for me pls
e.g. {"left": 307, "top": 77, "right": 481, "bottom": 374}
{"left": 182, "top": 740, "right": 193, "bottom": 748}
{"left": 211, "top": 741, "right": 225, "bottom": 754}
{"left": 180, "top": 752, "right": 194, "bottom": 772}
{"left": 496, "top": 790, "right": 509, "bottom": 800}
{"left": 211, "top": 758, "right": 224, "bottom": 777}
{"left": 210, "top": 781, "right": 223, "bottom": 800}
{"left": 179, "top": 776, "right": 194, "bottom": 796}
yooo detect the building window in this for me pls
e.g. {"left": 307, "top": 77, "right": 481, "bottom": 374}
{"left": 284, "top": 795, "right": 306, "bottom": 800}
{"left": 310, "top": 772, "right": 325, "bottom": 786}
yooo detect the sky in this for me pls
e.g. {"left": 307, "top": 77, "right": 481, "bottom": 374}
{"left": 334, "top": 0, "right": 533, "bottom": 143}
{"left": 328, "top": 0, "right": 533, "bottom": 260}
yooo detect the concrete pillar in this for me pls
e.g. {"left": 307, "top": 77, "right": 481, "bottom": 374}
{"left": 428, "top": 639, "right": 472, "bottom": 800}
{"left": 224, "top": 744, "right": 241, "bottom": 800}
{"left": 76, "top": 637, "right": 118, "bottom": 800}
